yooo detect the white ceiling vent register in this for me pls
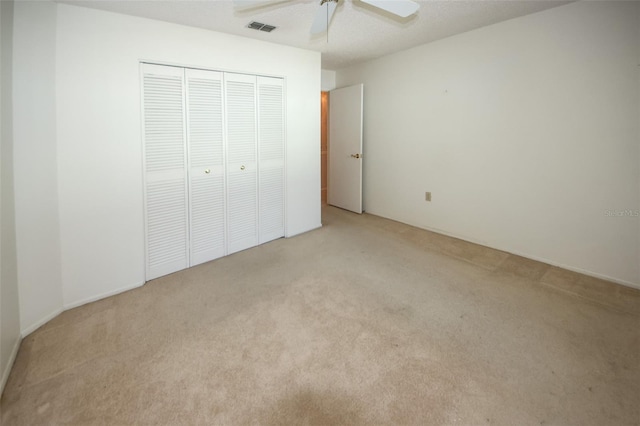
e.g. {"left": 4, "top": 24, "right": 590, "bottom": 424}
{"left": 247, "top": 21, "right": 277, "bottom": 32}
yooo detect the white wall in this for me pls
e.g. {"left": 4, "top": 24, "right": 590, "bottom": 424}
{"left": 12, "top": 0, "right": 64, "bottom": 335}
{"left": 321, "top": 69, "right": 336, "bottom": 91}
{"left": 0, "top": 0, "right": 22, "bottom": 396}
{"left": 337, "top": 1, "right": 640, "bottom": 287}
{"left": 55, "top": 4, "right": 321, "bottom": 308}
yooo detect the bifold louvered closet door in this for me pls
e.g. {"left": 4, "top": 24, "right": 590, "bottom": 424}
{"left": 186, "top": 68, "right": 226, "bottom": 266}
{"left": 226, "top": 73, "right": 258, "bottom": 254}
{"left": 142, "top": 64, "right": 285, "bottom": 281}
{"left": 257, "top": 77, "right": 285, "bottom": 244}
{"left": 142, "top": 64, "right": 189, "bottom": 280}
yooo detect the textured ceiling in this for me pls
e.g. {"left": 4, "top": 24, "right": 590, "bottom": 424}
{"left": 58, "top": 0, "right": 571, "bottom": 70}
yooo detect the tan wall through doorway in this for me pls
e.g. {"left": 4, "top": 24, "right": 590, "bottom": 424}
{"left": 321, "top": 91, "right": 328, "bottom": 203}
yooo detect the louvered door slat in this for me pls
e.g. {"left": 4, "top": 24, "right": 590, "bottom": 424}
{"left": 142, "top": 64, "right": 189, "bottom": 280}
{"left": 186, "top": 69, "right": 226, "bottom": 266}
{"left": 258, "top": 77, "right": 285, "bottom": 244}
{"left": 226, "top": 73, "right": 258, "bottom": 254}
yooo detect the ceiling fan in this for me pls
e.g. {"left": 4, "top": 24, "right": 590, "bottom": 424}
{"left": 234, "top": 0, "right": 420, "bottom": 35}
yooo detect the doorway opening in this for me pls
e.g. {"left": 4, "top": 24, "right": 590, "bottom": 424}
{"left": 321, "top": 91, "right": 329, "bottom": 204}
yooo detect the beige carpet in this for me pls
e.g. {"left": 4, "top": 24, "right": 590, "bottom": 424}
{"left": 2, "top": 206, "right": 639, "bottom": 425}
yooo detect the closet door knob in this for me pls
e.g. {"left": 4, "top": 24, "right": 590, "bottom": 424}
{"left": 204, "top": 169, "right": 211, "bottom": 174}
{"left": 240, "top": 165, "right": 245, "bottom": 170}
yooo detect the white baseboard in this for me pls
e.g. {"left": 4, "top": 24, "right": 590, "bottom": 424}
{"left": 1, "top": 336, "right": 22, "bottom": 397}
{"left": 6, "top": 281, "right": 145, "bottom": 398}
{"left": 20, "top": 308, "right": 64, "bottom": 338}
{"left": 286, "top": 223, "right": 322, "bottom": 238}
{"left": 63, "top": 281, "right": 145, "bottom": 311}
{"left": 19, "top": 282, "right": 146, "bottom": 338}
{"left": 368, "top": 211, "right": 640, "bottom": 291}
{"left": 497, "top": 249, "right": 640, "bottom": 291}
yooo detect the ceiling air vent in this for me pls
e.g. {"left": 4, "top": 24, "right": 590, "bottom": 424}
{"left": 247, "top": 21, "right": 277, "bottom": 32}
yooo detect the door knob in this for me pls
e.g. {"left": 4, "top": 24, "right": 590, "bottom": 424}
{"left": 204, "top": 169, "right": 211, "bottom": 174}
{"left": 240, "top": 165, "right": 245, "bottom": 170}
{"left": 351, "top": 153, "right": 361, "bottom": 159}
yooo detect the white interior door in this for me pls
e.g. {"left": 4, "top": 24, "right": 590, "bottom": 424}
{"left": 141, "top": 63, "right": 189, "bottom": 280}
{"left": 225, "top": 73, "right": 258, "bottom": 254}
{"left": 185, "top": 68, "right": 226, "bottom": 266}
{"left": 328, "top": 84, "right": 363, "bottom": 214}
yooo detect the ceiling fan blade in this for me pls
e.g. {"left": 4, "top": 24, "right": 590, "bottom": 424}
{"left": 310, "top": 1, "right": 338, "bottom": 35}
{"left": 234, "top": 0, "right": 286, "bottom": 10}
{"left": 360, "top": 0, "right": 419, "bottom": 18}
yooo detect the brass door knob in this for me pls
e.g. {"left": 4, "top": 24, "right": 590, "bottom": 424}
{"left": 351, "top": 153, "right": 361, "bottom": 159}
{"left": 204, "top": 169, "right": 211, "bottom": 174}
{"left": 240, "top": 165, "right": 245, "bottom": 170}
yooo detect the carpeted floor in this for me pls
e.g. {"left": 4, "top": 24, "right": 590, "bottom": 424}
{"left": 2, "top": 206, "right": 639, "bottom": 425}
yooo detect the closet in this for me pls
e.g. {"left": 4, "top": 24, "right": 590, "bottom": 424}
{"left": 141, "top": 63, "right": 285, "bottom": 280}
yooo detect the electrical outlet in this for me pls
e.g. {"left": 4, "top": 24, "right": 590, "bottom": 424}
{"left": 425, "top": 192, "right": 431, "bottom": 202}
